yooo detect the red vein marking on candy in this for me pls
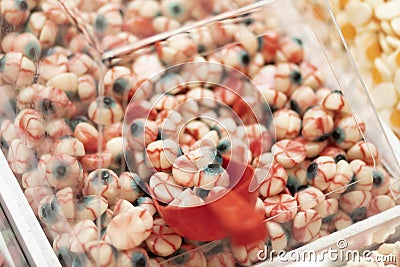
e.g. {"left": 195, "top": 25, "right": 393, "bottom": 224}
{"left": 84, "top": 207, "right": 99, "bottom": 219}
{"left": 271, "top": 232, "right": 285, "bottom": 241}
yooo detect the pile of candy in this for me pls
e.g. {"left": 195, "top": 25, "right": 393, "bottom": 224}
{"left": 328, "top": 0, "right": 400, "bottom": 136}
{"left": 0, "top": 0, "right": 399, "bottom": 266}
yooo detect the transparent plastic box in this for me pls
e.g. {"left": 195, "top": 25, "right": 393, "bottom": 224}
{"left": 1, "top": 0, "right": 400, "bottom": 266}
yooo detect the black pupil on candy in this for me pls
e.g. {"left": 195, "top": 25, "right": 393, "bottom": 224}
{"left": 100, "top": 170, "right": 110, "bottom": 184}
{"left": 28, "top": 47, "right": 36, "bottom": 59}
{"left": 197, "top": 45, "right": 206, "bottom": 54}
{"left": 114, "top": 154, "right": 122, "bottom": 164}
{"left": 331, "top": 128, "right": 344, "bottom": 143}
{"left": 113, "top": 78, "right": 128, "bottom": 94}
{"left": 1, "top": 138, "right": 9, "bottom": 150}
{"left": 40, "top": 98, "right": 55, "bottom": 115}
{"left": 217, "top": 141, "right": 230, "bottom": 153}
{"left": 131, "top": 252, "right": 147, "bottom": 267}
{"left": 290, "top": 70, "right": 303, "bottom": 85}
{"left": 172, "top": 252, "right": 189, "bottom": 265}
{"left": 333, "top": 89, "right": 343, "bottom": 95}
{"left": 316, "top": 133, "right": 330, "bottom": 142}
{"left": 207, "top": 243, "right": 224, "bottom": 255}
{"left": 95, "top": 16, "right": 106, "bottom": 32}
{"left": 208, "top": 163, "right": 219, "bottom": 169}
{"left": 54, "top": 163, "right": 67, "bottom": 178}
{"left": 293, "top": 38, "right": 303, "bottom": 46}
{"left": 373, "top": 171, "right": 383, "bottom": 186}
{"left": 50, "top": 200, "right": 56, "bottom": 211}
{"left": 19, "top": 0, "right": 28, "bottom": 10}
{"left": 334, "top": 154, "right": 346, "bottom": 163}
{"left": 243, "top": 18, "right": 254, "bottom": 25}
{"left": 322, "top": 214, "right": 334, "bottom": 223}
{"left": 130, "top": 122, "right": 143, "bottom": 136}
{"left": 297, "top": 185, "right": 309, "bottom": 191}
{"left": 290, "top": 100, "right": 301, "bottom": 114}
{"left": 196, "top": 188, "right": 209, "bottom": 199}
{"left": 257, "top": 36, "right": 263, "bottom": 51}
{"left": 171, "top": 4, "right": 182, "bottom": 15}
{"left": 286, "top": 176, "right": 299, "bottom": 195}
{"left": 351, "top": 207, "right": 366, "bottom": 221}
{"left": 103, "top": 97, "right": 113, "bottom": 107}
{"left": 239, "top": 51, "right": 250, "bottom": 66}
{"left": 41, "top": 206, "right": 47, "bottom": 218}
{"left": 156, "top": 130, "right": 162, "bottom": 140}
{"left": 306, "top": 162, "right": 318, "bottom": 180}
{"left": 69, "top": 116, "right": 88, "bottom": 131}
{"left": 57, "top": 253, "right": 63, "bottom": 262}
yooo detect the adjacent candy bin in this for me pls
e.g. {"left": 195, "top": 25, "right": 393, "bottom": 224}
{"left": 1, "top": 0, "right": 400, "bottom": 266}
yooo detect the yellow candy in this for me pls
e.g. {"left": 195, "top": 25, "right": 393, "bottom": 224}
{"left": 390, "top": 109, "right": 400, "bottom": 129}
{"left": 341, "top": 23, "right": 356, "bottom": 42}
{"left": 372, "top": 66, "right": 383, "bottom": 84}
{"left": 366, "top": 41, "right": 381, "bottom": 61}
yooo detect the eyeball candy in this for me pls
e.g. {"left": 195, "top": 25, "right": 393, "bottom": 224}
{"left": 145, "top": 219, "right": 182, "bottom": 257}
{"left": 136, "top": 197, "right": 157, "bottom": 216}
{"left": 326, "top": 159, "right": 353, "bottom": 194}
{"left": 107, "top": 206, "right": 153, "bottom": 250}
{"left": 83, "top": 240, "right": 118, "bottom": 267}
{"left": 333, "top": 209, "right": 353, "bottom": 231}
{"left": 146, "top": 139, "right": 181, "bottom": 172}
{"left": 88, "top": 96, "right": 124, "bottom": 126}
{"left": 83, "top": 169, "right": 121, "bottom": 204}
{"left": 7, "top": 139, "right": 37, "bottom": 175}
{"left": 276, "top": 37, "right": 304, "bottom": 64}
{"left": 149, "top": 172, "right": 183, "bottom": 204}
{"left": 366, "top": 195, "right": 395, "bottom": 217}
{"left": 43, "top": 153, "right": 83, "bottom": 190}
{"left": 54, "top": 137, "right": 85, "bottom": 158}
{"left": 273, "top": 108, "right": 301, "bottom": 140}
{"left": 265, "top": 221, "right": 290, "bottom": 251}
{"left": 274, "top": 63, "right": 303, "bottom": 95}
{"left": 306, "top": 156, "right": 336, "bottom": 191}
{"left": 295, "top": 136, "right": 328, "bottom": 159}
{"left": 314, "top": 198, "right": 339, "bottom": 223}
{"left": 299, "top": 62, "right": 324, "bottom": 89}
{"left": 263, "top": 194, "right": 298, "bottom": 223}
{"left": 119, "top": 172, "right": 143, "bottom": 203}
{"left": 38, "top": 195, "right": 69, "bottom": 234}
{"left": 272, "top": 139, "right": 306, "bottom": 169}
{"left": 301, "top": 106, "right": 334, "bottom": 141}
{"left": 339, "top": 191, "right": 372, "bottom": 222}
{"left": 258, "top": 162, "right": 288, "bottom": 198}
{"left": 347, "top": 141, "right": 379, "bottom": 165}
{"left": 331, "top": 115, "right": 362, "bottom": 149}
{"left": 292, "top": 209, "right": 322, "bottom": 243}
{"left": 194, "top": 164, "right": 230, "bottom": 190}
{"left": 349, "top": 160, "right": 373, "bottom": 192}
{"left": 76, "top": 195, "right": 108, "bottom": 221}
{"left": 371, "top": 166, "right": 390, "bottom": 196}
{"left": 68, "top": 220, "right": 98, "bottom": 253}
{"left": 295, "top": 186, "right": 325, "bottom": 210}
{"left": 320, "top": 90, "right": 351, "bottom": 114}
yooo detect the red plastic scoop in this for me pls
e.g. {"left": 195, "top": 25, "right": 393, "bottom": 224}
{"left": 151, "top": 156, "right": 267, "bottom": 246}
